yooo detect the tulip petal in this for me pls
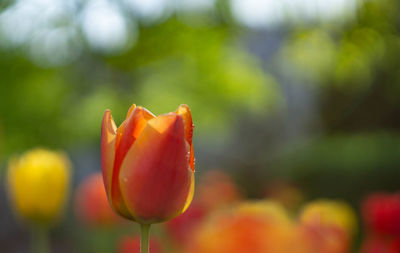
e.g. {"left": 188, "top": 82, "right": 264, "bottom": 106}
{"left": 189, "top": 144, "right": 195, "bottom": 172}
{"left": 176, "top": 104, "right": 195, "bottom": 172}
{"left": 176, "top": 104, "right": 193, "bottom": 145}
{"left": 119, "top": 114, "right": 193, "bottom": 223}
{"left": 101, "top": 109, "right": 136, "bottom": 219}
{"left": 114, "top": 103, "right": 136, "bottom": 150}
{"left": 114, "top": 106, "right": 155, "bottom": 174}
{"left": 125, "top": 104, "right": 136, "bottom": 120}
{"left": 101, "top": 110, "right": 117, "bottom": 197}
{"left": 110, "top": 107, "right": 155, "bottom": 219}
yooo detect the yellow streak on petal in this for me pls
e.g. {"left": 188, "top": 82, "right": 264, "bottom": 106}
{"left": 181, "top": 170, "right": 195, "bottom": 214}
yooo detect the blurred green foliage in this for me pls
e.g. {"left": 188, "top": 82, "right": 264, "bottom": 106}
{"left": 283, "top": 0, "right": 400, "bottom": 94}
{"left": 0, "top": 17, "right": 280, "bottom": 156}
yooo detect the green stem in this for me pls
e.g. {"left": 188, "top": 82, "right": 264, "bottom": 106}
{"left": 140, "top": 224, "right": 151, "bottom": 253}
{"left": 31, "top": 226, "right": 49, "bottom": 253}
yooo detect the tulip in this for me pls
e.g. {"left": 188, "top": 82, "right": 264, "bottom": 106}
{"left": 362, "top": 193, "right": 400, "bottom": 236}
{"left": 360, "top": 236, "right": 400, "bottom": 253}
{"left": 75, "top": 172, "right": 121, "bottom": 227}
{"left": 299, "top": 200, "right": 357, "bottom": 236}
{"left": 101, "top": 104, "right": 195, "bottom": 253}
{"left": 185, "top": 201, "right": 294, "bottom": 253}
{"left": 7, "top": 148, "right": 71, "bottom": 253}
{"left": 360, "top": 193, "right": 400, "bottom": 253}
{"left": 296, "top": 200, "right": 357, "bottom": 253}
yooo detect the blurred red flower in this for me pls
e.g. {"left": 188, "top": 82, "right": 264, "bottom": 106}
{"left": 360, "top": 236, "right": 400, "bottom": 253}
{"left": 360, "top": 193, "right": 400, "bottom": 253}
{"left": 362, "top": 193, "right": 400, "bottom": 236}
{"left": 74, "top": 172, "right": 121, "bottom": 226}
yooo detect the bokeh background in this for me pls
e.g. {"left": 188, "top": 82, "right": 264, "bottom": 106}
{"left": 0, "top": 0, "right": 400, "bottom": 252}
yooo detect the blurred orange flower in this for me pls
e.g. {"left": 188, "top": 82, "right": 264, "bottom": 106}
{"left": 74, "top": 172, "right": 121, "bottom": 226}
{"left": 101, "top": 104, "right": 195, "bottom": 224}
{"left": 185, "top": 201, "right": 294, "bottom": 253}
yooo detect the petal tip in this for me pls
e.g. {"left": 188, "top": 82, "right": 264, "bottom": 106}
{"left": 102, "top": 110, "right": 117, "bottom": 134}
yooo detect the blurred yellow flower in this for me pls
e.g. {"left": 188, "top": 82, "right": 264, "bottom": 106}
{"left": 236, "top": 200, "right": 293, "bottom": 224}
{"left": 295, "top": 200, "right": 357, "bottom": 253}
{"left": 299, "top": 199, "right": 357, "bottom": 235}
{"left": 7, "top": 148, "right": 71, "bottom": 225}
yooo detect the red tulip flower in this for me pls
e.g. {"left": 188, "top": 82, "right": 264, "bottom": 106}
{"left": 362, "top": 193, "right": 400, "bottom": 236}
{"left": 101, "top": 104, "right": 195, "bottom": 253}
